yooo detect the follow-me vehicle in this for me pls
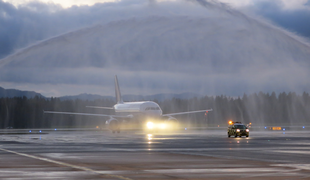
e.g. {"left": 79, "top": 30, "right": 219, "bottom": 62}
{"left": 44, "top": 75, "right": 213, "bottom": 133}
{"left": 227, "top": 121, "right": 249, "bottom": 137}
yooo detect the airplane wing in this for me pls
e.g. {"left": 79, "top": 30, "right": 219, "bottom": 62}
{"left": 162, "top": 108, "right": 213, "bottom": 116}
{"left": 43, "top": 110, "right": 132, "bottom": 119}
{"left": 86, "top": 106, "right": 114, "bottom": 110}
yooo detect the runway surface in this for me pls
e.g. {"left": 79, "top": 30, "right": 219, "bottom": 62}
{"left": 0, "top": 129, "right": 310, "bottom": 179}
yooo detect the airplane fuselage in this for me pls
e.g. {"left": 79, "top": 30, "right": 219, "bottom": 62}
{"left": 114, "top": 101, "right": 162, "bottom": 118}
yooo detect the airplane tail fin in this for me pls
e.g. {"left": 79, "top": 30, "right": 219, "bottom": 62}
{"left": 115, "top": 75, "right": 124, "bottom": 104}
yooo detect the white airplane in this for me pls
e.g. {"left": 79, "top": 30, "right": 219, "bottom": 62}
{"left": 44, "top": 75, "right": 213, "bottom": 133}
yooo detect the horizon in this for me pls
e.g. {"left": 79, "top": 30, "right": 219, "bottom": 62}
{"left": 0, "top": 86, "right": 308, "bottom": 100}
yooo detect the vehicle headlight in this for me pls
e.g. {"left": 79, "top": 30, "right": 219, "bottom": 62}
{"left": 246, "top": 129, "right": 249, "bottom": 132}
{"left": 236, "top": 129, "right": 240, "bottom": 132}
{"left": 147, "top": 122, "right": 154, "bottom": 129}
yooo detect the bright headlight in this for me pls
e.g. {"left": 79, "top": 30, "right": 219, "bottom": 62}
{"left": 246, "top": 129, "right": 249, "bottom": 132}
{"left": 236, "top": 129, "right": 240, "bottom": 132}
{"left": 147, "top": 122, "right": 154, "bottom": 129}
{"left": 159, "top": 123, "right": 166, "bottom": 129}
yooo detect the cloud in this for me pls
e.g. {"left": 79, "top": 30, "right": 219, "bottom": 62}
{"left": 0, "top": 0, "right": 160, "bottom": 58}
{"left": 240, "top": 0, "right": 310, "bottom": 38}
{"left": 0, "top": 0, "right": 310, "bottom": 97}
{"left": 2, "top": 0, "right": 309, "bottom": 59}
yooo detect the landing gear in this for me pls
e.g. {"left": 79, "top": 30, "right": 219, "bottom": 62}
{"left": 109, "top": 120, "right": 120, "bottom": 134}
{"left": 112, "top": 129, "right": 120, "bottom": 133}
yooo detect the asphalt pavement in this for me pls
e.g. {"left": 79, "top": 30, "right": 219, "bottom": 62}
{"left": 0, "top": 129, "right": 310, "bottom": 179}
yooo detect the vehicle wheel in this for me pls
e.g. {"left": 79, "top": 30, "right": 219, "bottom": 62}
{"left": 239, "top": 136, "right": 242, "bottom": 137}
{"left": 235, "top": 135, "right": 237, "bottom": 138}
{"left": 246, "top": 135, "right": 249, "bottom": 137}
{"left": 228, "top": 133, "right": 230, "bottom": 138}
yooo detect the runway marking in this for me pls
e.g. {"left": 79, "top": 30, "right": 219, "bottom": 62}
{"left": 273, "top": 164, "right": 310, "bottom": 171}
{"left": 145, "top": 168, "right": 288, "bottom": 173}
{"left": 271, "top": 150, "right": 310, "bottom": 155}
{"left": 97, "top": 146, "right": 310, "bottom": 152}
{"left": 0, "top": 147, "right": 133, "bottom": 180}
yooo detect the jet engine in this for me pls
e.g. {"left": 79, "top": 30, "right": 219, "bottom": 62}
{"left": 106, "top": 118, "right": 120, "bottom": 133}
{"left": 165, "top": 117, "right": 179, "bottom": 130}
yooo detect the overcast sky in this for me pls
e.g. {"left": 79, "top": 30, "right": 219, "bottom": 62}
{"left": 1, "top": 0, "right": 310, "bottom": 97}
{"left": 1, "top": 0, "right": 310, "bottom": 59}
{"left": 3, "top": 0, "right": 310, "bottom": 9}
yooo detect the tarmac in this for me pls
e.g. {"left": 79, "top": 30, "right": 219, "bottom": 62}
{"left": 0, "top": 129, "right": 310, "bottom": 179}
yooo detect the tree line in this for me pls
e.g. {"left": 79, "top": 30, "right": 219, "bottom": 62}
{"left": 0, "top": 91, "right": 310, "bottom": 129}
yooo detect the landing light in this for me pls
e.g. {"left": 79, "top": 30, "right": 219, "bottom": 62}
{"left": 147, "top": 122, "right": 154, "bottom": 129}
{"left": 159, "top": 123, "right": 166, "bottom": 129}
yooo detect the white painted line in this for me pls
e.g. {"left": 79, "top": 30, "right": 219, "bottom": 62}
{"left": 0, "top": 148, "right": 133, "bottom": 180}
{"left": 271, "top": 150, "right": 310, "bottom": 155}
{"left": 145, "top": 168, "right": 286, "bottom": 174}
{"left": 272, "top": 164, "right": 310, "bottom": 171}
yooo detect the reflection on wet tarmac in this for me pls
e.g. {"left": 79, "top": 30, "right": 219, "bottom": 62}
{"left": 1, "top": 130, "right": 310, "bottom": 179}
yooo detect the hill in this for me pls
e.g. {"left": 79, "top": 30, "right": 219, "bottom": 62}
{"left": 0, "top": 87, "right": 43, "bottom": 98}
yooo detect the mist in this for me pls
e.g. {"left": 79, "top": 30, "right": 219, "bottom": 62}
{"left": 240, "top": 0, "right": 310, "bottom": 39}
{"left": 0, "top": 0, "right": 310, "bottom": 98}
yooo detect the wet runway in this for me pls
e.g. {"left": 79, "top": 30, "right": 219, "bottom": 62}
{"left": 0, "top": 129, "right": 310, "bottom": 179}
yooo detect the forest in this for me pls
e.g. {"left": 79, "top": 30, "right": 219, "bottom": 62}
{"left": 0, "top": 91, "right": 310, "bottom": 129}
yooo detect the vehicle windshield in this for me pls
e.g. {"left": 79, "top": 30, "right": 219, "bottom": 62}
{"left": 234, "top": 125, "right": 246, "bottom": 129}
